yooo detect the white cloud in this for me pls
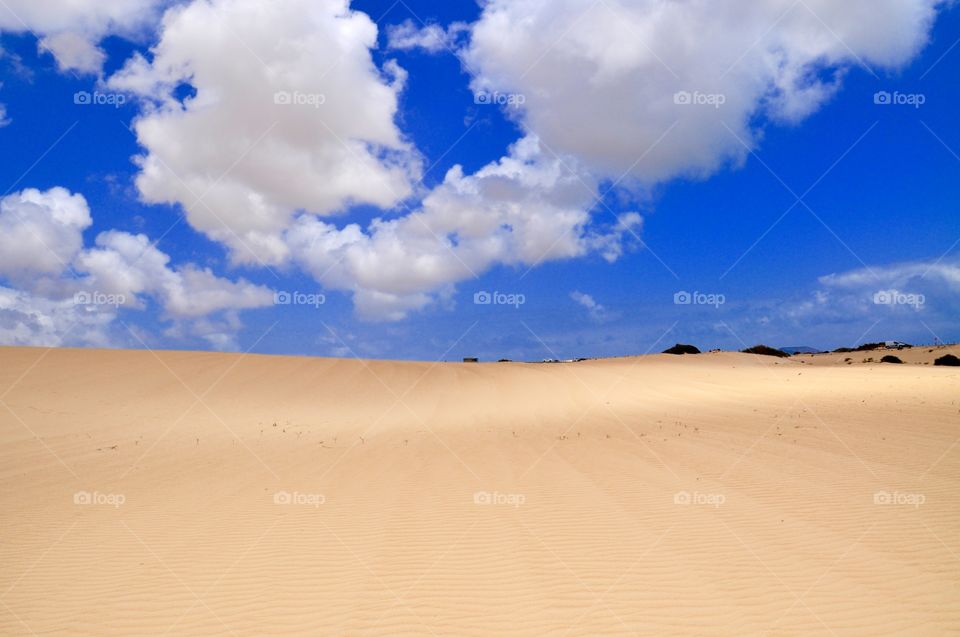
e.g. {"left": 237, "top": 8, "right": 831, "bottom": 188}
{"left": 76, "top": 230, "right": 275, "bottom": 318}
{"left": 163, "top": 311, "right": 248, "bottom": 351}
{"left": 98, "top": 0, "right": 943, "bottom": 324}
{"left": 774, "top": 258, "right": 960, "bottom": 344}
{"left": 464, "top": 0, "right": 940, "bottom": 185}
{"left": 0, "top": 286, "right": 119, "bottom": 347}
{"left": 386, "top": 19, "right": 467, "bottom": 54}
{"left": 108, "top": 0, "right": 421, "bottom": 266}
{"left": 104, "top": 0, "right": 647, "bottom": 321}
{"left": 0, "top": 187, "right": 274, "bottom": 348}
{"left": 0, "top": 187, "right": 92, "bottom": 284}
{"left": 0, "top": 79, "right": 8, "bottom": 127}
{"left": 819, "top": 260, "right": 960, "bottom": 292}
{"left": 0, "top": 0, "right": 166, "bottom": 73}
{"left": 816, "top": 259, "right": 959, "bottom": 319}
{"left": 570, "top": 290, "right": 608, "bottom": 321}
{"left": 38, "top": 32, "right": 107, "bottom": 74}
{"left": 287, "top": 136, "right": 640, "bottom": 320}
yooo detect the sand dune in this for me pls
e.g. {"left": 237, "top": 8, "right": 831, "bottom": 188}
{"left": 795, "top": 345, "right": 960, "bottom": 366}
{"left": 1, "top": 345, "right": 958, "bottom": 635}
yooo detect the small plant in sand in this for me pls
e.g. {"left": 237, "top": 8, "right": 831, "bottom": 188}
{"left": 934, "top": 354, "right": 960, "bottom": 366}
{"left": 663, "top": 343, "right": 701, "bottom": 355}
{"left": 881, "top": 355, "right": 904, "bottom": 364}
{"left": 741, "top": 345, "right": 790, "bottom": 358}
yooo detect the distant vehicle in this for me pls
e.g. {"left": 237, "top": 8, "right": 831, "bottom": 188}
{"left": 884, "top": 341, "right": 912, "bottom": 350}
{"left": 541, "top": 358, "right": 559, "bottom": 363}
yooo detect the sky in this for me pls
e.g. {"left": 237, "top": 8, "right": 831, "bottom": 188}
{"left": 0, "top": 0, "right": 957, "bottom": 361}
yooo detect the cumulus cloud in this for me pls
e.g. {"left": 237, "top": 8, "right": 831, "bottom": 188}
{"left": 0, "top": 187, "right": 274, "bottom": 349}
{"left": 98, "top": 0, "right": 942, "bottom": 323}
{"left": 0, "top": 286, "right": 120, "bottom": 347}
{"left": 0, "top": 187, "right": 92, "bottom": 284}
{"left": 76, "top": 231, "right": 274, "bottom": 318}
{"left": 0, "top": 0, "right": 167, "bottom": 73}
{"left": 108, "top": 0, "right": 421, "bottom": 265}
{"left": 464, "top": 0, "right": 941, "bottom": 184}
{"left": 286, "top": 136, "right": 640, "bottom": 320}
{"left": 101, "top": 0, "right": 649, "bottom": 321}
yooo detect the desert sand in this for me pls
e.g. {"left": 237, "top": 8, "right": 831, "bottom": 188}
{"left": 1, "top": 345, "right": 958, "bottom": 635}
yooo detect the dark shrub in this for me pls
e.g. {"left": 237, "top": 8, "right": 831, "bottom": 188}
{"left": 880, "top": 355, "right": 903, "bottom": 364}
{"left": 855, "top": 342, "right": 885, "bottom": 352}
{"left": 663, "top": 343, "right": 701, "bottom": 355}
{"left": 934, "top": 354, "right": 960, "bottom": 367}
{"left": 833, "top": 347, "right": 855, "bottom": 353}
{"left": 741, "top": 345, "right": 790, "bottom": 358}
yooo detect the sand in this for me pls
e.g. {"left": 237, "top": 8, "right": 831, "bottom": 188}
{"left": 795, "top": 345, "right": 959, "bottom": 366}
{"left": 1, "top": 345, "right": 958, "bottom": 635}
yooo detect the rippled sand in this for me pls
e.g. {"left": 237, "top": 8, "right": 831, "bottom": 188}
{"left": 1, "top": 345, "right": 958, "bottom": 635}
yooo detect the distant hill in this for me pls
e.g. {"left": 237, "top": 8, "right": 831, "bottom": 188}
{"left": 780, "top": 346, "right": 821, "bottom": 355}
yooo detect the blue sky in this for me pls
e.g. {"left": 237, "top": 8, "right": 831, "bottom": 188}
{"left": 0, "top": 0, "right": 957, "bottom": 360}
